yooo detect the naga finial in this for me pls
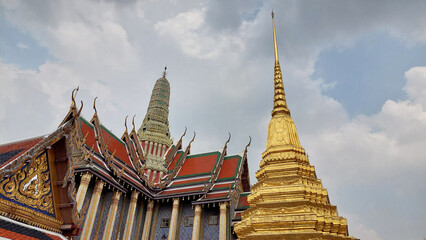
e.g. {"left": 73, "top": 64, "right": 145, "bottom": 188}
{"left": 76, "top": 101, "right": 83, "bottom": 117}
{"left": 132, "top": 115, "right": 136, "bottom": 130}
{"left": 124, "top": 115, "right": 129, "bottom": 133}
{"left": 226, "top": 132, "right": 231, "bottom": 145}
{"left": 71, "top": 87, "right": 79, "bottom": 107}
{"left": 93, "top": 97, "right": 98, "bottom": 116}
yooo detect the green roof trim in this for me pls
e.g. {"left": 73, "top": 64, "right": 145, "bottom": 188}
{"left": 185, "top": 151, "right": 220, "bottom": 159}
{"left": 79, "top": 117, "right": 94, "bottom": 129}
{"left": 100, "top": 124, "right": 125, "bottom": 146}
{"left": 215, "top": 177, "right": 235, "bottom": 182}
{"left": 169, "top": 179, "right": 209, "bottom": 188}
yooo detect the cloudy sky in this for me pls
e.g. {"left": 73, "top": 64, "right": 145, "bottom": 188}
{"left": 1, "top": 1, "right": 425, "bottom": 239}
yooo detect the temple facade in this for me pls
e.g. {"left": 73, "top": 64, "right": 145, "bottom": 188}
{"left": 234, "top": 13, "right": 358, "bottom": 240}
{"left": 0, "top": 70, "right": 251, "bottom": 239}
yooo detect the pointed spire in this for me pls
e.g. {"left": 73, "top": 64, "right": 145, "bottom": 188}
{"left": 272, "top": 11, "right": 279, "bottom": 63}
{"left": 271, "top": 12, "right": 290, "bottom": 116}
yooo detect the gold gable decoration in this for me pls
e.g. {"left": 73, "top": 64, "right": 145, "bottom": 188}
{"left": 0, "top": 152, "right": 54, "bottom": 215}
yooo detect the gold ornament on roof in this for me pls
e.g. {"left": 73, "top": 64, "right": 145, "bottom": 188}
{"left": 0, "top": 153, "right": 54, "bottom": 215}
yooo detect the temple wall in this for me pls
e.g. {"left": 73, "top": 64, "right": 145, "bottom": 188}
{"left": 202, "top": 207, "right": 220, "bottom": 240}
{"left": 154, "top": 202, "right": 172, "bottom": 239}
{"left": 90, "top": 190, "right": 112, "bottom": 239}
{"left": 178, "top": 202, "right": 194, "bottom": 239}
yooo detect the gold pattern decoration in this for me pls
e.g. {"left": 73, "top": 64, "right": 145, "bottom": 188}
{"left": 0, "top": 153, "right": 54, "bottom": 215}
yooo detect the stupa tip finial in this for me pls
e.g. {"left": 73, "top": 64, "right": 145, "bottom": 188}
{"left": 162, "top": 66, "right": 167, "bottom": 78}
{"left": 271, "top": 10, "right": 274, "bottom": 18}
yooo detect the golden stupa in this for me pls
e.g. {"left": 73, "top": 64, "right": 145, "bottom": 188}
{"left": 234, "top": 12, "right": 358, "bottom": 240}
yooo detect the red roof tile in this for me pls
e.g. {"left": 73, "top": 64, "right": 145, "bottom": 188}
{"left": 160, "top": 185, "right": 204, "bottom": 195}
{"left": 212, "top": 182, "right": 233, "bottom": 190}
{"left": 78, "top": 118, "right": 101, "bottom": 154}
{"left": 176, "top": 152, "right": 220, "bottom": 178}
{"left": 100, "top": 126, "right": 133, "bottom": 167}
{"left": 170, "top": 176, "right": 210, "bottom": 187}
{"left": 204, "top": 191, "right": 228, "bottom": 199}
{"left": 168, "top": 151, "right": 183, "bottom": 171}
{"left": 236, "top": 192, "right": 250, "bottom": 210}
{"left": 0, "top": 136, "right": 44, "bottom": 168}
{"left": 216, "top": 155, "right": 241, "bottom": 181}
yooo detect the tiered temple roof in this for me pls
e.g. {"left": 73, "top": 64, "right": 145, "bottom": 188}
{"left": 0, "top": 73, "right": 251, "bottom": 238}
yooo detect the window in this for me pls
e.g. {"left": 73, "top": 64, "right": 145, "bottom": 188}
{"left": 208, "top": 215, "right": 218, "bottom": 225}
{"left": 160, "top": 218, "right": 170, "bottom": 228}
{"left": 184, "top": 216, "right": 194, "bottom": 227}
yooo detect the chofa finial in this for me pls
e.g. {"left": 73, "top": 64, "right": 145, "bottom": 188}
{"left": 93, "top": 97, "right": 98, "bottom": 116}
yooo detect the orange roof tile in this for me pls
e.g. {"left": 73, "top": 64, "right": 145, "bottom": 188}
{"left": 176, "top": 152, "right": 220, "bottom": 178}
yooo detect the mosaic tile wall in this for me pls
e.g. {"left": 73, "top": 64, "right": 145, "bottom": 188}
{"left": 178, "top": 202, "right": 194, "bottom": 240}
{"left": 202, "top": 206, "right": 219, "bottom": 240}
{"left": 154, "top": 201, "right": 172, "bottom": 239}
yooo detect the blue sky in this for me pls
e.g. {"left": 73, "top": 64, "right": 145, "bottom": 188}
{"left": 0, "top": 19, "right": 49, "bottom": 70}
{"left": 1, "top": 1, "right": 426, "bottom": 239}
{"left": 313, "top": 31, "right": 426, "bottom": 117}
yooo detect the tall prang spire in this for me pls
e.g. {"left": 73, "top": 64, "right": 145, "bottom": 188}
{"left": 138, "top": 69, "right": 173, "bottom": 177}
{"left": 234, "top": 13, "right": 358, "bottom": 240}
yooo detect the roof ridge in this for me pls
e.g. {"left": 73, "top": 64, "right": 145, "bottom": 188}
{"left": 0, "top": 135, "right": 47, "bottom": 147}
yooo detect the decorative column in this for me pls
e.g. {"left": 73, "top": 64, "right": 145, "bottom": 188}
{"left": 102, "top": 191, "right": 122, "bottom": 240}
{"left": 141, "top": 199, "right": 154, "bottom": 240}
{"left": 123, "top": 191, "right": 139, "bottom": 239}
{"left": 191, "top": 205, "right": 202, "bottom": 240}
{"left": 168, "top": 198, "right": 180, "bottom": 240}
{"left": 76, "top": 172, "right": 92, "bottom": 211}
{"left": 219, "top": 202, "right": 228, "bottom": 240}
{"left": 80, "top": 180, "right": 104, "bottom": 239}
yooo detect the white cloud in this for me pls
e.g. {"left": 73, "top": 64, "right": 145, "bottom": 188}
{"left": 344, "top": 212, "right": 383, "bottom": 240}
{"left": 154, "top": 7, "right": 245, "bottom": 59}
{"left": 16, "top": 42, "right": 29, "bottom": 49}
{"left": 404, "top": 66, "right": 426, "bottom": 106}
{"left": 304, "top": 66, "right": 426, "bottom": 187}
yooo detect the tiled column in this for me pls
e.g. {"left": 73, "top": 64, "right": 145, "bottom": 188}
{"left": 103, "top": 191, "right": 122, "bottom": 240}
{"left": 219, "top": 202, "right": 228, "bottom": 240}
{"left": 141, "top": 199, "right": 154, "bottom": 240}
{"left": 191, "top": 205, "right": 202, "bottom": 240}
{"left": 80, "top": 180, "right": 104, "bottom": 239}
{"left": 76, "top": 172, "right": 92, "bottom": 211}
{"left": 123, "top": 191, "right": 139, "bottom": 239}
{"left": 168, "top": 198, "right": 180, "bottom": 240}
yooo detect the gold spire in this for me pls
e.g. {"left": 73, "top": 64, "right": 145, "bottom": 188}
{"left": 234, "top": 12, "right": 357, "bottom": 240}
{"left": 271, "top": 11, "right": 289, "bottom": 116}
{"left": 272, "top": 11, "right": 279, "bottom": 62}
